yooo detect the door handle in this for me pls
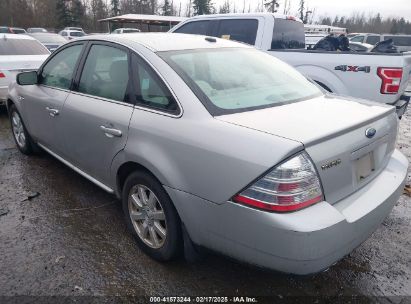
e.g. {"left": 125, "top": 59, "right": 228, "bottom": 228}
{"left": 100, "top": 125, "right": 122, "bottom": 138}
{"left": 46, "top": 107, "right": 59, "bottom": 117}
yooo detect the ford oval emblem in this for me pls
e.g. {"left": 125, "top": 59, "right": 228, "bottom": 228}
{"left": 365, "top": 128, "right": 376, "bottom": 139}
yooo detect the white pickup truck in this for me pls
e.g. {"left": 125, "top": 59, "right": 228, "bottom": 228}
{"left": 170, "top": 13, "right": 411, "bottom": 117}
{"left": 0, "top": 34, "right": 49, "bottom": 106}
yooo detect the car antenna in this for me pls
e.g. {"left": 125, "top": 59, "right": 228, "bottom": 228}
{"left": 205, "top": 37, "right": 217, "bottom": 43}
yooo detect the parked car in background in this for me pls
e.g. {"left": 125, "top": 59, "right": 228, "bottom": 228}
{"left": 350, "top": 34, "right": 411, "bottom": 52}
{"left": 170, "top": 13, "right": 411, "bottom": 117}
{"left": 349, "top": 42, "right": 374, "bottom": 52}
{"left": 27, "top": 27, "right": 48, "bottom": 33}
{"left": 7, "top": 34, "right": 408, "bottom": 275}
{"left": 29, "top": 32, "right": 67, "bottom": 52}
{"left": 111, "top": 28, "right": 141, "bottom": 34}
{"left": 10, "top": 27, "right": 27, "bottom": 34}
{"left": 0, "top": 34, "right": 49, "bottom": 106}
{"left": 63, "top": 27, "right": 85, "bottom": 33}
{"left": 0, "top": 26, "right": 12, "bottom": 33}
{"left": 59, "top": 30, "right": 85, "bottom": 40}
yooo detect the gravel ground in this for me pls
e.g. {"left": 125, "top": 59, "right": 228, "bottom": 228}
{"left": 0, "top": 105, "right": 410, "bottom": 302}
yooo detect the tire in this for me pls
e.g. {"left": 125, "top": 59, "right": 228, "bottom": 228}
{"left": 122, "top": 171, "right": 182, "bottom": 261}
{"left": 8, "top": 104, "right": 38, "bottom": 155}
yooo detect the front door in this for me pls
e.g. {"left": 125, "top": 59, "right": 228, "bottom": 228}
{"left": 22, "top": 43, "right": 85, "bottom": 155}
{"left": 60, "top": 43, "right": 134, "bottom": 185}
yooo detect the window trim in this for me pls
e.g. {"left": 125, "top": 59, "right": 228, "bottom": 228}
{"left": 72, "top": 40, "right": 133, "bottom": 105}
{"left": 37, "top": 41, "right": 86, "bottom": 92}
{"left": 131, "top": 52, "right": 182, "bottom": 117}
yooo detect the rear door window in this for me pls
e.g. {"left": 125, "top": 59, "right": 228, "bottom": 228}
{"left": 384, "top": 36, "right": 411, "bottom": 46}
{"left": 216, "top": 19, "right": 258, "bottom": 45}
{"left": 271, "top": 19, "right": 305, "bottom": 49}
{"left": 173, "top": 21, "right": 210, "bottom": 35}
{"left": 365, "top": 35, "right": 380, "bottom": 45}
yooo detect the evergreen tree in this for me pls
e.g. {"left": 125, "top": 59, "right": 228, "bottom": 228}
{"left": 219, "top": 0, "right": 230, "bottom": 14}
{"left": 192, "top": 0, "right": 213, "bottom": 15}
{"left": 264, "top": 0, "right": 279, "bottom": 13}
{"left": 111, "top": 0, "right": 121, "bottom": 16}
{"left": 162, "top": 0, "right": 172, "bottom": 15}
{"left": 56, "top": 0, "right": 71, "bottom": 28}
{"left": 298, "top": 0, "right": 304, "bottom": 21}
{"left": 71, "top": 0, "right": 86, "bottom": 27}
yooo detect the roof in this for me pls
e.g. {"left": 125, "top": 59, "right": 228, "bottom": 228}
{"left": 186, "top": 13, "right": 303, "bottom": 22}
{"left": 99, "top": 14, "right": 187, "bottom": 26}
{"left": 76, "top": 33, "right": 252, "bottom": 52}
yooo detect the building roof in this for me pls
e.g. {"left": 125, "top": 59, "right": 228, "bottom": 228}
{"left": 99, "top": 14, "right": 187, "bottom": 26}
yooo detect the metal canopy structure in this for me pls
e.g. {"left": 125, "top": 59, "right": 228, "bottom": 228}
{"left": 99, "top": 14, "right": 187, "bottom": 32}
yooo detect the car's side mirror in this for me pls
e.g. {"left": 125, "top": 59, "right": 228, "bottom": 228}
{"left": 16, "top": 71, "right": 38, "bottom": 85}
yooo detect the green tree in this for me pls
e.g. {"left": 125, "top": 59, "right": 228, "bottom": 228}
{"left": 56, "top": 0, "right": 71, "bottom": 28}
{"left": 71, "top": 0, "right": 86, "bottom": 27}
{"left": 298, "top": 0, "right": 304, "bottom": 21}
{"left": 162, "top": 0, "right": 172, "bottom": 15}
{"left": 192, "top": 0, "right": 213, "bottom": 15}
{"left": 264, "top": 0, "right": 279, "bottom": 13}
{"left": 111, "top": 0, "right": 121, "bottom": 16}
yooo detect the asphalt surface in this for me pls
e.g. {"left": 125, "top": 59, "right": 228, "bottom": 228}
{"left": 0, "top": 105, "right": 410, "bottom": 301}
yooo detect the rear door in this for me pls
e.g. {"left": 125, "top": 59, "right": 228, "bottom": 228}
{"left": 60, "top": 42, "right": 134, "bottom": 185}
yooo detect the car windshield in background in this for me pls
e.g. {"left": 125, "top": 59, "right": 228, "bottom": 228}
{"left": 70, "top": 32, "right": 84, "bottom": 37}
{"left": 123, "top": 29, "right": 140, "bottom": 33}
{"left": 160, "top": 48, "right": 322, "bottom": 115}
{"left": 0, "top": 27, "right": 9, "bottom": 33}
{"left": 33, "top": 34, "right": 66, "bottom": 43}
{"left": 271, "top": 19, "right": 305, "bottom": 49}
{"left": 0, "top": 39, "right": 49, "bottom": 55}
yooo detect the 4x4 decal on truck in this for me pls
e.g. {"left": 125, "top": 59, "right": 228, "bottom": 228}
{"left": 335, "top": 65, "right": 371, "bottom": 73}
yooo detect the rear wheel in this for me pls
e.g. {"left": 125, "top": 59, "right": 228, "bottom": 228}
{"left": 122, "top": 171, "right": 182, "bottom": 261}
{"left": 8, "top": 104, "right": 37, "bottom": 155}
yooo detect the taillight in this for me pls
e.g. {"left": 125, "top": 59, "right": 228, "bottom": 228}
{"left": 0, "top": 72, "right": 5, "bottom": 78}
{"left": 232, "top": 152, "right": 323, "bottom": 212}
{"left": 377, "top": 67, "right": 403, "bottom": 94}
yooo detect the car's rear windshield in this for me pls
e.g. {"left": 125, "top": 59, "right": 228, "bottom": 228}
{"left": 33, "top": 34, "right": 66, "bottom": 43}
{"left": 160, "top": 48, "right": 322, "bottom": 116}
{"left": 0, "top": 38, "right": 49, "bottom": 55}
{"left": 70, "top": 32, "right": 84, "bottom": 37}
{"left": 123, "top": 29, "right": 140, "bottom": 33}
{"left": 271, "top": 18, "right": 305, "bottom": 49}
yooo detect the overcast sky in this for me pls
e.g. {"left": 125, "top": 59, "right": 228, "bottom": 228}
{"left": 180, "top": 0, "right": 411, "bottom": 21}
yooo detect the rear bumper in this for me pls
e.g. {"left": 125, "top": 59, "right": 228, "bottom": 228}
{"left": 166, "top": 149, "right": 408, "bottom": 275}
{"left": 392, "top": 94, "right": 410, "bottom": 117}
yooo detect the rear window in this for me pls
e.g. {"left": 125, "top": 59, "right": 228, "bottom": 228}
{"left": 271, "top": 18, "right": 305, "bottom": 49}
{"left": 0, "top": 38, "right": 49, "bottom": 55}
{"left": 384, "top": 36, "right": 411, "bottom": 46}
{"left": 216, "top": 19, "right": 258, "bottom": 45}
{"left": 365, "top": 35, "right": 380, "bottom": 45}
{"left": 173, "top": 21, "right": 210, "bottom": 35}
{"left": 70, "top": 32, "right": 85, "bottom": 37}
{"left": 33, "top": 34, "right": 66, "bottom": 44}
{"left": 160, "top": 48, "right": 322, "bottom": 116}
{"left": 123, "top": 29, "right": 140, "bottom": 33}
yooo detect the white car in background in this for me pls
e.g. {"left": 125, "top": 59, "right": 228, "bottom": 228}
{"left": 59, "top": 30, "right": 85, "bottom": 40}
{"left": 0, "top": 34, "right": 49, "bottom": 106}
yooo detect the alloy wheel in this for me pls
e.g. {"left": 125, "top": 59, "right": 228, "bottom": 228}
{"left": 11, "top": 111, "right": 26, "bottom": 149}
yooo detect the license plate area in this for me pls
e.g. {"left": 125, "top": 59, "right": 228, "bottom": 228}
{"left": 355, "top": 152, "right": 375, "bottom": 183}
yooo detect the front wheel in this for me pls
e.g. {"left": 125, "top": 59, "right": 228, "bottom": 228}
{"left": 8, "top": 104, "right": 37, "bottom": 155}
{"left": 122, "top": 171, "right": 182, "bottom": 261}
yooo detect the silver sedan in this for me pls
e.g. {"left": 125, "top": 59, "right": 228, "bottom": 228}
{"left": 6, "top": 33, "right": 408, "bottom": 274}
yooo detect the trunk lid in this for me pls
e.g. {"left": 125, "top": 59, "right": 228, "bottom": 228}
{"left": 216, "top": 95, "right": 398, "bottom": 204}
{"left": 0, "top": 55, "right": 48, "bottom": 88}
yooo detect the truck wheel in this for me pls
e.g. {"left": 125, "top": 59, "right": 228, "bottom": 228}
{"left": 122, "top": 171, "right": 182, "bottom": 261}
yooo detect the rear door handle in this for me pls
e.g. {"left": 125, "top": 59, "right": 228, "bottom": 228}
{"left": 46, "top": 107, "right": 59, "bottom": 117}
{"left": 100, "top": 125, "right": 122, "bottom": 138}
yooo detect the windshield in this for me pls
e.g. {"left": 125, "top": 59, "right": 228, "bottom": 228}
{"left": 123, "top": 29, "right": 140, "bottom": 33}
{"left": 0, "top": 38, "right": 49, "bottom": 55}
{"left": 160, "top": 48, "right": 322, "bottom": 115}
{"left": 70, "top": 32, "right": 84, "bottom": 37}
{"left": 29, "top": 28, "right": 47, "bottom": 33}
